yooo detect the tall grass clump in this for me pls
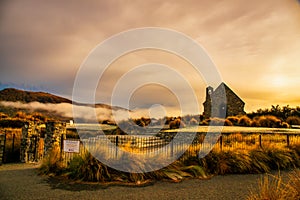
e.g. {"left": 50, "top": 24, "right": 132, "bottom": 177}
{"left": 263, "top": 145, "right": 299, "bottom": 170}
{"left": 39, "top": 146, "right": 65, "bottom": 175}
{"left": 198, "top": 145, "right": 299, "bottom": 175}
{"left": 247, "top": 170, "right": 300, "bottom": 200}
{"left": 66, "top": 152, "right": 112, "bottom": 182}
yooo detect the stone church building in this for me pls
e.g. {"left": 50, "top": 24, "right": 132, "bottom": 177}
{"left": 203, "top": 82, "right": 245, "bottom": 118}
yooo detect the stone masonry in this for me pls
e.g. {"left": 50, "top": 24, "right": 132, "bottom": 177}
{"left": 44, "top": 121, "right": 66, "bottom": 157}
{"left": 203, "top": 82, "right": 246, "bottom": 118}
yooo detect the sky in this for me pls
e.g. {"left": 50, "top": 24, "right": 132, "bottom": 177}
{"left": 0, "top": 0, "right": 300, "bottom": 116}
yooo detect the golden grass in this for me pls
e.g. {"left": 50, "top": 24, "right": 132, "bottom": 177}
{"left": 247, "top": 170, "right": 300, "bottom": 200}
{"left": 40, "top": 130, "right": 300, "bottom": 184}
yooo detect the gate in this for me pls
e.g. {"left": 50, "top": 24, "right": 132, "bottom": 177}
{"left": 0, "top": 127, "right": 45, "bottom": 163}
{"left": 0, "top": 134, "right": 5, "bottom": 165}
{"left": 2, "top": 129, "right": 22, "bottom": 163}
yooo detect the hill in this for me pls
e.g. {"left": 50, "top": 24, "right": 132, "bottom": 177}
{"left": 0, "top": 88, "right": 128, "bottom": 122}
{"left": 0, "top": 88, "right": 72, "bottom": 104}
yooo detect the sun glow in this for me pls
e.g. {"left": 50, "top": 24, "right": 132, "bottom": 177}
{"left": 271, "top": 75, "right": 287, "bottom": 88}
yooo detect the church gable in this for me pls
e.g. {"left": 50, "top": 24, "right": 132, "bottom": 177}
{"left": 203, "top": 82, "right": 245, "bottom": 118}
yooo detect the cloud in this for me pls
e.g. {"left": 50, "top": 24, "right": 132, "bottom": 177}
{"left": 0, "top": 0, "right": 300, "bottom": 113}
{"left": 0, "top": 101, "right": 182, "bottom": 121}
{"left": 0, "top": 101, "right": 125, "bottom": 121}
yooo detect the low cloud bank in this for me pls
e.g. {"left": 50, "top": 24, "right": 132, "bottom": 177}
{"left": 0, "top": 101, "right": 128, "bottom": 122}
{"left": 0, "top": 101, "right": 183, "bottom": 122}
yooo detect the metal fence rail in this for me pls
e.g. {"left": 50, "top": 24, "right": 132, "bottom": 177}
{"left": 61, "top": 132, "right": 300, "bottom": 163}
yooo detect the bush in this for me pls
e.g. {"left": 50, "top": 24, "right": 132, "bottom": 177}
{"left": 224, "top": 119, "right": 233, "bottom": 126}
{"left": 250, "top": 120, "right": 260, "bottom": 127}
{"left": 281, "top": 122, "right": 290, "bottom": 128}
{"left": 286, "top": 116, "right": 300, "bottom": 125}
{"left": 209, "top": 118, "right": 226, "bottom": 126}
{"left": 257, "top": 115, "right": 282, "bottom": 128}
{"left": 189, "top": 118, "right": 198, "bottom": 126}
{"left": 226, "top": 116, "right": 239, "bottom": 126}
{"left": 0, "top": 119, "right": 25, "bottom": 128}
{"left": 238, "top": 115, "right": 252, "bottom": 127}
{"left": 169, "top": 118, "right": 185, "bottom": 129}
{"left": 199, "top": 120, "right": 209, "bottom": 126}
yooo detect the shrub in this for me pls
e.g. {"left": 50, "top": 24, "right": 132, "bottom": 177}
{"left": 169, "top": 118, "right": 185, "bottom": 129}
{"left": 209, "top": 118, "right": 226, "bottom": 126}
{"left": 257, "top": 115, "right": 282, "bottom": 128}
{"left": 0, "top": 119, "right": 25, "bottom": 128}
{"left": 226, "top": 116, "right": 239, "bottom": 126}
{"left": 281, "top": 122, "right": 290, "bottom": 128}
{"left": 207, "top": 117, "right": 235, "bottom": 126}
{"left": 238, "top": 115, "right": 252, "bottom": 127}
{"left": 250, "top": 120, "right": 260, "bottom": 127}
{"left": 224, "top": 119, "right": 233, "bottom": 126}
{"left": 0, "top": 112, "right": 8, "bottom": 119}
{"left": 286, "top": 116, "right": 300, "bottom": 125}
{"left": 199, "top": 119, "right": 209, "bottom": 126}
{"left": 189, "top": 118, "right": 198, "bottom": 126}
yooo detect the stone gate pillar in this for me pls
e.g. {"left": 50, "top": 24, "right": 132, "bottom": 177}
{"left": 20, "top": 121, "right": 34, "bottom": 163}
{"left": 45, "top": 122, "right": 66, "bottom": 156}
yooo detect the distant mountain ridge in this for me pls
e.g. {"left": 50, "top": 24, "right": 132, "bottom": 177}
{"left": 0, "top": 88, "right": 126, "bottom": 110}
{"left": 0, "top": 88, "right": 72, "bottom": 104}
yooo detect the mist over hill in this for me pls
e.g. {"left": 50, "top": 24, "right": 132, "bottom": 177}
{"left": 0, "top": 88, "right": 128, "bottom": 122}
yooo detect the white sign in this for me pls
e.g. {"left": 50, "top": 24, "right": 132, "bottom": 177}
{"left": 63, "top": 140, "right": 80, "bottom": 153}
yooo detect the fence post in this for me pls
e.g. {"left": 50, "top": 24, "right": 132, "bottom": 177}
{"left": 12, "top": 134, "right": 15, "bottom": 154}
{"left": 286, "top": 134, "right": 290, "bottom": 147}
{"left": 170, "top": 141, "right": 174, "bottom": 157}
{"left": 219, "top": 135, "right": 223, "bottom": 151}
{"left": 33, "top": 136, "right": 37, "bottom": 161}
{"left": 115, "top": 136, "right": 119, "bottom": 159}
{"left": 259, "top": 134, "right": 262, "bottom": 148}
{"left": 60, "top": 134, "right": 64, "bottom": 155}
{"left": 116, "top": 136, "right": 119, "bottom": 146}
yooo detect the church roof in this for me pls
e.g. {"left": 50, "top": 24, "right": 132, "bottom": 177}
{"left": 206, "top": 82, "right": 245, "bottom": 104}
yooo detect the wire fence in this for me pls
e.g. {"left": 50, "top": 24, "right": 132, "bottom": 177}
{"left": 61, "top": 132, "right": 300, "bottom": 164}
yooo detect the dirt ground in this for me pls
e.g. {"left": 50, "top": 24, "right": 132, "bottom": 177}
{"left": 0, "top": 163, "right": 287, "bottom": 200}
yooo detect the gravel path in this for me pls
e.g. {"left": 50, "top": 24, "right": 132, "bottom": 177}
{"left": 0, "top": 163, "right": 283, "bottom": 200}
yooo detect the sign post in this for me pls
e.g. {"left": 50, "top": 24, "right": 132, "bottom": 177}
{"left": 63, "top": 140, "right": 80, "bottom": 153}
